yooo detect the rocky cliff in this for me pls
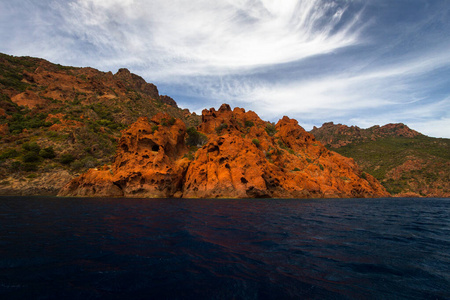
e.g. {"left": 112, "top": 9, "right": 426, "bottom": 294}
{"left": 59, "top": 105, "right": 390, "bottom": 198}
{"left": 0, "top": 53, "right": 200, "bottom": 195}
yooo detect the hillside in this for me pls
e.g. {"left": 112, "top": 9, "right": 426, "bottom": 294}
{"left": 1, "top": 53, "right": 445, "bottom": 198}
{"left": 311, "top": 122, "right": 450, "bottom": 197}
{"left": 59, "top": 104, "right": 389, "bottom": 198}
{"left": 0, "top": 53, "right": 200, "bottom": 195}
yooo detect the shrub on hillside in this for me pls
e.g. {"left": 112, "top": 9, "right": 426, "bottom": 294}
{"left": 215, "top": 123, "right": 228, "bottom": 134}
{"left": 22, "top": 142, "right": 41, "bottom": 154}
{"left": 22, "top": 152, "right": 41, "bottom": 163}
{"left": 244, "top": 120, "right": 254, "bottom": 127}
{"left": 252, "top": 139, "right": 260, "bottom": 147}
{"left": 39, "top": 147, "right": 56, "bottom": 159}
{"left": 186, "top": 127, "right": 207, "bottom": 147}
{"left": 60, "top": 153, "right": 75, "bottom": 165}
{"left": 265, "top": 123, "right": 277, "bottom": 136}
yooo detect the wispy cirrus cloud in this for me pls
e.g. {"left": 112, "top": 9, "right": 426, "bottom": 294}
{"left": 0, "top": 0, "right": 449, "bottom": 137}
{"left": 54, "top": 0, "right": 364, "bottom": 76}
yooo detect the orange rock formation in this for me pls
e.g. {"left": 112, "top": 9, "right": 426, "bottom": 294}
{"left": 59, "top": 105, "right": 390, "bottom": 198}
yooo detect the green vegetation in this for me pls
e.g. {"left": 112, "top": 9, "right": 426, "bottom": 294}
{"left": 22, "top": 142, "right": 41, "bottom": 153}
{"left": 0, "top": 149, "right": 19, "bottom": 160}
{"left": 0, "top": 68, "right": 29, "bottom": 92}
{"left": 277, "top": 140, "right": 294, "bottom": 154}
{"left": 22, "top": 151, "right": 41, "bottom": 163}
{"left": 244, "top": 120, "right": 254, "bottom": 127}
{"left": 265, "top": 123, "right": 277, "bottom": 136}
{"left": 161, "top": 117, "right": 176, "bottom": 127}
{"left": 186, "top": 127, "right": 207, "bottom": 147}
{"left": 252, "top": 139, "right": 260, "bottom": 147}
{"left": 215, "top": 123, "right": 228, "bottom": 134}
{"left": 335, "top": 136, "right": 450, "bottom": 180}
{"left": 332, "top": 135, "right": 450, "bottom": 194}
{"left": 70, "top": 156, "right": 99, "bottom": 171}
{"left": 0, "top": 143, "right": 58, "bottom": 173}
{"left": 60, "top": 154, "right": 76, "bottom": 165}
{"left": 0, "top": 54, "right": 40, "bottom": 92}
{"left": 39, "top": 147, "right": 56, "bottom": 159}
{"left": 7, "top": 112, "right": 52, "bottom": 134}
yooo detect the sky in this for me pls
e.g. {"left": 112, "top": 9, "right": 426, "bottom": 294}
{"left": 1, "top": 0, "right": 449, "bottom": 138}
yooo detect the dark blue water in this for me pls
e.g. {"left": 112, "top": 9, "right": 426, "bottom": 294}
{"left": 0, "top": 197, "right": 449, "bottom": 299}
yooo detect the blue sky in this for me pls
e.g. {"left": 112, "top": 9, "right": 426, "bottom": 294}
{"left": 1, "top": 0, "right": 449, "bottom": 138}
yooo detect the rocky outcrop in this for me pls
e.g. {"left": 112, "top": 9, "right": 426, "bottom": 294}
{"left": 114, "top": 68, "right": 159, "bottom": 99}
{"left": 11, "top": 91, "right": 49, "bottom": 109}
{"left": 59, "top": 105, "right": 390, "bottom": 198}
{"left": 159, "top": 95, "right": 178, "bottom": 108}
{"left": 0, "top": 52, "right": 202, "bottom": 197}
{"left": 58, "top": 113, "right": 190, "bottom": 197}
{"left": 311, "top": 122, "right": 421, "bottom": 148}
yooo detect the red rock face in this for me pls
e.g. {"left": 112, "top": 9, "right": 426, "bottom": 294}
{"left": 59, "top": 105, "right": 390, "bottom": 198}
{"left": 59, "top": 113, "right": 189, "bottom": 197}
{"left": 11, "top": 91, "right": 49, "bottom": 109}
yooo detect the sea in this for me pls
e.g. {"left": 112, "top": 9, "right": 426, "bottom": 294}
{"left": 0, "top": 197, "right": 449, "bottom": 299}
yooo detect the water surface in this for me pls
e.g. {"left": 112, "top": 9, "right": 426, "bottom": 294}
{"left": 0, "top": 197, "right": 449, "bottom": 299}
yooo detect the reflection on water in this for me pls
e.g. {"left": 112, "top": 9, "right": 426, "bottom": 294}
{"left": 0, "top": 197, "right": 449, "bottom": 299}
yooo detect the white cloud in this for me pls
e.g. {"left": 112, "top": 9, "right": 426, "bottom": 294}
{"left": 184, "top": 50, "right": 450, "bottom": 138}
{"left": 1, "top": 0, "right": 449, "bottom": 138}
{"left": 56, "top": 0, "right": 362, "bottom": 77}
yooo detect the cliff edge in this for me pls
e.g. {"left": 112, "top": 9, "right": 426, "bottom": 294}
{"left": 59, "top": 105, "right": 390, "bottom": 198}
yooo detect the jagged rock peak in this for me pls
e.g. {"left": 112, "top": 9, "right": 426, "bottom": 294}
{"left": 114, "top": 68, "right": 159, "bottom": 99}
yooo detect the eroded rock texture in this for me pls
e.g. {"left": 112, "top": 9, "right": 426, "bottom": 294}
{"left": 59, "top": 105, "right": 390, "bottom": 198}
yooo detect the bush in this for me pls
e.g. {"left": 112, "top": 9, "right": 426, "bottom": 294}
{"left": 252, "top": 139, "right": 260, "bottom": 147}
{"left": 8, "top": 113, "right": 50, "bottom": 134}
{"left": 39, "top": 147, "right": 56, "bottom": 159}
{"left": 161, "top": 117, "right": 176, "bottom": 127}
{"left": 186, "top": 127, "right": 207, "bottom": 147}
{"left": 215, "top": 123, "right": 228, "bottom": 134}
{"left": 0, "top": 148, "right": 19, "bottom": 160}
{"left": 265, "top": 123, "right": 277, "bottom": 136}
{"left": 22, "top": 142, "right": 41, "bottom": 153}
{"left": 71, "top": 156, "right": 99, "bottom": 171}
{"left": 22, "top": 152, "right": 41, "bottom": 163}
{"left": 244, "top": 120, "right": 254, "bottom": 127}
{"left": 168, "top": 117, "right": 176, "bottom": 126}
{"left": 60, "top": 153, "right": 75, "bottom": 165}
